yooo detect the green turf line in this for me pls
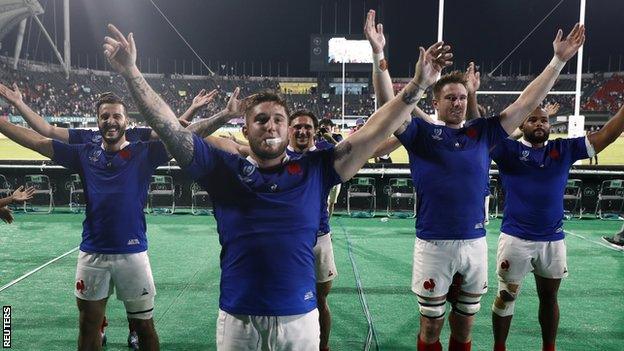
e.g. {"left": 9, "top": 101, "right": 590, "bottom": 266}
{"left": 336, "top": 217, "right": 380, "bottom": 351}
{"left": 566, "top": 230, "right": 624, "bottom": 252}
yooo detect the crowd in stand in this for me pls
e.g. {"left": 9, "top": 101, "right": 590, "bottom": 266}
{"left": 1, "top": 60, "right": 623, "bottom": 128}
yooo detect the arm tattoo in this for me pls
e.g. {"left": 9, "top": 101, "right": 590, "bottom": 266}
{"left": 126, "top": 75, "right": 194, "bottom": 167}
{"left": 186, "top": 111, "right": 229, "bottom": 138}
{"left": 333, "top": 141, "right": 353, "bottom": 161}
{"left": 394, "top": 120, "right": 411, "bottom": 136}
{"left": 402, "top": 88, "right": 421, "bottom": 105}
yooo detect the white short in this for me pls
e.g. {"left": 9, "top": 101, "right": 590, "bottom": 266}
{"left": 75, "top": 250, "right": 156, "bottom": 302}
{"left": 314, "top": 233, "right": 337, "bottom": 283}
{"left": 496, "top": 233, "right": 568, "bottom": 282}
{"left": 216, "top": 309, "right": 320, "bottom": 351}
{"left": 327, "top": 184, "right": 341, "bottom": 205}
{"left": 412, "top": 237, "right": 488, "bottom": 297}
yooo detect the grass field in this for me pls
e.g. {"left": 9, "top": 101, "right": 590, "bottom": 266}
{"left": 2, "top": 132, "right": 624, "bottom": 165}
{"left": 1, "top": 211, "right": 622, "bottom": 350}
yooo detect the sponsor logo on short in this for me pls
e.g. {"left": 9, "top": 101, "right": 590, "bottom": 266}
{"left": 500, "top": 259, "right": 510, "bottom": 271}
{"left": 141, "top": 288, "right": 149, "bottom": 296}
{"left": 423, "top": 278, "right": 436, "bottom": 292}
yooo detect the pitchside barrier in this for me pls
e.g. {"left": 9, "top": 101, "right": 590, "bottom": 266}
{"left": 0, "top": 161, "right": 623, "bottom": 218}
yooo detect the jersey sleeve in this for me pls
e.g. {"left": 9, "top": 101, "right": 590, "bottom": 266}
{"left": 147, "top": 141, "right": 171, "bottom": 168}
{"left": 567, "top": 136, "right": 594, "bottom": 161}
{"left": 395, "top": 118, "right": 421, "bottom": 152}
{"left": 480, "top": 115, "right": 509, "bottom": 147}
{"left": 52, "top": 141, "right": 83, "bottom": 171}
{"left": 67, "top": 129, "right": 94, "bottom": 144}
{"left": 315, "top": 147, "right": 343, "bottom": 187}
{"left": 182, "top": 134, "right": 222, "bottom": 180}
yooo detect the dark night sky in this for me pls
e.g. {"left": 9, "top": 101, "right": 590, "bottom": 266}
{"left": 2, "top": 0, "right": 623, "bottom": 77}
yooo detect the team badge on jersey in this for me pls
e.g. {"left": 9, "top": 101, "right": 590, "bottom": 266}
{"left": 519, "top": 150, "right": 530, "bottom": 161}
{"left": 549, "top": 148, "right": 560, "bottom": 160}
{"left": 119, "top": 149, "right": 131, "bottom": 160}
{"left": 431, "top": 128, "right": 443, "bottom": 141}
{"left": 423, "top": 278, "right": 436, "bottom": 292}
{"left": 465, "top": 126, "right": 478, "bottom": 139}
{"left": 286, "top": 162, "right": 302, "bottom": 175}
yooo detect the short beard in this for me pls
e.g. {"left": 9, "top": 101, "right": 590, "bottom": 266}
{"left": 524, "top": 130, "right": 549, "bottom": 144}
{"left": 100, "top": 126, "right": 126, "bottom": 145}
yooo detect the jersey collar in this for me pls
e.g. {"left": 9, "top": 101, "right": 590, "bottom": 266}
{"left": 519, "top": 137, "right": 548, "bottom": 148}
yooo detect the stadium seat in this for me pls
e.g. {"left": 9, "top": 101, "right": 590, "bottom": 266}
{"left": 347, "top": 177, "right": 376, "bottom": 217}
{"left": 147, "top": 175, "right": 175, "bottom": 214}
{"left": 68, "top": 174, "right": 86, "bottom": 213}
{"left": 563, "top": 179, "right": 583, "bottom": 219}
{"left": 594, "top": 179, "right": 624, "bottom": 219}
{"left": 23, "top": 174, "right": 54, "bottom": 214}
{"left": 190, "top": 182, "right": 212, "bottom": 215}
{"left": 488, "top": 177, "right": 500, "bottom": 218}
{"left": 384, "top": 177, "right": 416, "bottom": 218}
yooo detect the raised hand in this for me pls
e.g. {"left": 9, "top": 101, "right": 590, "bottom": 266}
{"left": 364, "top": 9, "right": 385, "bottom": 54}
{"left": 465, "top": 62, "right": 481, "bottom": 94}
{"left": 191, "top": 89, "right": 218, "bottom": 110}
{"left": 0, "top": 82, "right": 24, "bottom": 105}
{"left": 0, "top": 206, "right": 13, "bottom": 224}
{"left": 11, "top": 186, "right": 35, "bottom": 202}
{"left": 103, "top": 24, "right": 137, "bottom": 76}
{"left": 553, "top": 23, "right": 585, "bottom": 62}
{"left": 224, "top": 87, "right": 247, "bottom": 116}
{"left": 544, "top": 102, "right": 561, "bottom": 116}
{"left": 414, "top": 41, "right": 453, "bottom": 88}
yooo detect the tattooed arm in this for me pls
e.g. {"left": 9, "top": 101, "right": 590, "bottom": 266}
{"left": 103, "top": 24, "right": 195, "bottom": 166}
{"left": 333, "top": 42, "right": 453, "bottom": 181}
{"left": 186, "top": 87, "right": 245, "bottom": 138}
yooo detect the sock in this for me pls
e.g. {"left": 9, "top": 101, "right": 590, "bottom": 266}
{"left": 493, "top": 342, "right": 506, "bottom": 351}
{"left": 449, "top": 336, "right": 471, "bottom": 351}
{"left": 543, "top": 343, "right": 555, "bottom": 351}
{"left": 418, "top": 335, "right": 442, "bottom": 351}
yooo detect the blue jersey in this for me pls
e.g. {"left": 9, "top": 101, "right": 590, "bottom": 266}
{"left": 396, "top": 116, "right": 508, "bottom": 240}
{"left": 287, "top": 142, "right": 335, "bottom": 235}
{"left": 68, "top": 127, "right": 153, "bottom": 144}
{"left": 490, "top": 137, "right": 591, "bottom": 241}
{"left": 184, "top": 135, "right": 341, "bottom": 316}
{"left": 52, "top": 140, "right": 170, "bottom": 253}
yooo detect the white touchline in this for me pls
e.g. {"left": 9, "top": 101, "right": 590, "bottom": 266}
{"left": 0, "top": 246, "right": 79, "bottom": 293}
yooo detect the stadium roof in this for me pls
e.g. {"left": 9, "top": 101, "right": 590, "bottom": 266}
{"left": 0, "top": 0, "right": 42, "bottom": 42}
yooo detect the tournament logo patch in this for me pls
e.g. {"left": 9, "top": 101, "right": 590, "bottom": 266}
{"left": 500, "top": 259, "right": 510, "bottom": 271}
{"left": 423, "top": 278, "right": 436, "bottom": 292}
{"left": 519, "top": 150, "right": 530, "bottom": 161}
{"left": 242, "top": 164, "right": 256, "bottom": 177}
{"left": 76, "top": 279, "right": 85, "bottom": 293}
{"left": 91, "top": 134, "right": 103, "bottom": 143}
{"left": 549, "top": 148, "right": 560, "bottom": 160}
{"left": 431, "top": 129, "right": 443, "bottom": 141}
{"left": 286, "top": 162, "right": 302, "bottom": 175}
{"left": 89, "top": 149, "right": 102, "bottom": 163}
{"left": 465, "top": 126, "right": 478, "bottom": 139}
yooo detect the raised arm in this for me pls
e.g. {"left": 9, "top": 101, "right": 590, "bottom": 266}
{"left": 371, "top": 135, "right": 401, "bottom": 158}
{"left": 465, "top": 62, "right": 481, "bottom": 120}
{"left": 103, "top": 24, "right": 194, "bottom": 167}
{"left": 500, "top": 24, "right": 585, "bottom": 134}
{"left": 0, "top": 83, "right": 69, "bottom": 142}
{"left": 588, "top": 104, "right": 624, "bottom": 154}
{"left": 186, "top": 87, "right": 246, "bottom": 138}
{"left": 364, "top": 10, "right": 434, "bottom": 123}
{"left": 0, "top": 118, "right": 54, "bottom": 158}
{"left": 178, "top": 88, "right": 218, "bottom": 127}
{"left": 333, "top": 42, "right": 453, "bottom": 180}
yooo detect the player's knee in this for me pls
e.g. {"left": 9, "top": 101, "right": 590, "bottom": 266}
{"left": 418, "top": 296, "right": 447, "bottom": 319}
{"left": 124, "top": 298, "right": 154, "bottom": 320}
{"left": 492, "top": 282, "right": 520, "bottom": 317}
{"left": 452, "top": 294, "right": 481, "bottom": 316}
